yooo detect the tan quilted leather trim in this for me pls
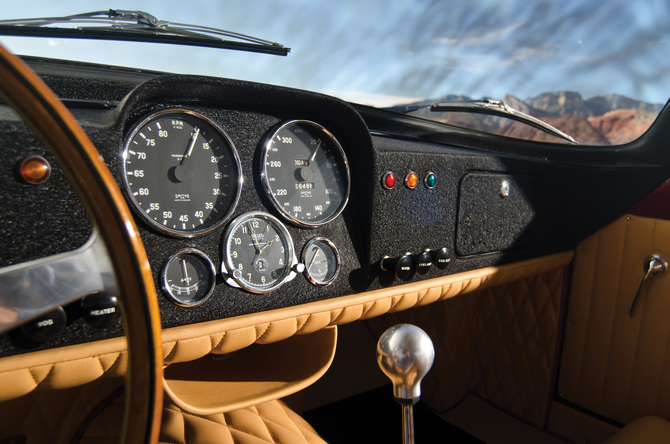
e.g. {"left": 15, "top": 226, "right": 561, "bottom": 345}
{"left": 80, "top": 392, "right": 327, "bottom": 444}
{"left": 0, "top": 376, "right": 124, "bottom": 444}
{"left": 559, "top": 215, "right": 670, "bottom": 424}
{"left": 163, "top": 327, "right": 337, "bottom": 415}
{"left": 161, "top": 251, "right": 573, "bottom": 365}
{"left": 0, "top": 251, "right": 572, "bottom": 402}
{"left": 0, "top": 338, "right": 127, "bottom": 402}
{"left": 366, "top": 265, "right": 565, "bottom": 427}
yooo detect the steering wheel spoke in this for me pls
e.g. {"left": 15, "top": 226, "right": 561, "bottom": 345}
{"left": 0, "top": 230, "right": 117, "bottom": 333}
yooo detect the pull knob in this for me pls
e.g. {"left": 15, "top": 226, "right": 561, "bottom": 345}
{"left": 381, "top": 253, "right": 413, "bottom": 280}
{"left": 630, "top": 254, "right": 668, "bottom": 317}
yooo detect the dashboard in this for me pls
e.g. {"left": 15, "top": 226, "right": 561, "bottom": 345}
{"left": 0, "top": 58, "right": 669, "bottom": 358}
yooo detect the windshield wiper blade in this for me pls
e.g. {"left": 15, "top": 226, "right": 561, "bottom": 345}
{"left": 0, "top": 9, "right": 290, "bottom": 56}
{"left": 430, "top": 99, "right": 577, "bottom": 145}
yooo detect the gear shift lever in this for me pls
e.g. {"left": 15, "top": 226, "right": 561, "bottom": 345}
{"left": 377, "top": 324, "right": 435, "bottom": 444}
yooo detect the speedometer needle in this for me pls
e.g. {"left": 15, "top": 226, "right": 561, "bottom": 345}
{"left": 309, "top": 139, "right": 321, "bottom": 164}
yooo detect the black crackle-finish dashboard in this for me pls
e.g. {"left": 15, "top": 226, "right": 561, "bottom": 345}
{"left": 0, "top": 58, "right": 669, "bottom": 357}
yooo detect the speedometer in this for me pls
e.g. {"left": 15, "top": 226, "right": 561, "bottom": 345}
{"left": 260, "top": 120, "right": 350, "bottom": 227}
{"left": 122, "top": 109, "right": 242, "bottom": 237}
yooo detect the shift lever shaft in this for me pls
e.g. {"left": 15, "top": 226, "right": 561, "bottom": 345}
{"left": 377, "top": 324, "right": 435, "bottom": 444}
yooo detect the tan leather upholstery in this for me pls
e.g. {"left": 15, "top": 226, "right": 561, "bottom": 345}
{"left": 0, "top": 251, "right": 573, "bottom": 404}
{"left": 0, "top": 376, "right": 124, "bottom": 444}
{"left": 603, "top": 416, "right": 670, "bottom": 444}
{"left": 367, "top": 266, "right": 565, "bottom": 427}
{"left": 80, "top": 391, "right": 327, "bottom": 444}
{"left": 559, "top": 215, "right": 670, "bottom": 424}
{"left": 163, "top": 327, "right": 337, "bottom": 415}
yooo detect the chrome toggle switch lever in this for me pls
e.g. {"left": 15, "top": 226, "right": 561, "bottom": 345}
{"left": 630, "top": 254, "right": 668, "bottom": 317}
{"left": 377, "top": 324, "right": 435, "bottom": 444}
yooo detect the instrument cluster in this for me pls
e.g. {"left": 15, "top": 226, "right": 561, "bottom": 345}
{"left": 121, "top": 109, "right": 350, "bottom": 303}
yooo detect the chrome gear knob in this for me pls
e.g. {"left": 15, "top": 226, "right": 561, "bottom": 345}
{"left": 376, "top": 323, "right": 435, "bottom": 402}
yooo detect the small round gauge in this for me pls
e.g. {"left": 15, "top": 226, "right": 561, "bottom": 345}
{"left": 302, "top": 238, "right": 341, "bottom": 286}
{"left": 260, "top": 120, "right": 350, "bottom": 227}
{"left": 122, "top": 109, "right": 242, "bottom": 237}
{"left": 161, "top": 249, "right": 216, "bottom": 306}
{"left": 222, "top": 212, "right": 302, "bottom": 293}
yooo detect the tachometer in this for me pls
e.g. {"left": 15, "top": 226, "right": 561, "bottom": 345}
{"left": 122, "top": 109, "right": 242, "bottom": 237}
{"left": 260, "top": 120, "right": 350, "bottom": 227}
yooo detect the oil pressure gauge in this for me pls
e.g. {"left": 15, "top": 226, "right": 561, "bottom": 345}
{"left": 161, "top": 249, "right": 216, "bottom": 306}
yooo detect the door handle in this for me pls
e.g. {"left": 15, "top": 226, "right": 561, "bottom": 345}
{"left": 630, "top": 254, "right": 668, "bottom": 317}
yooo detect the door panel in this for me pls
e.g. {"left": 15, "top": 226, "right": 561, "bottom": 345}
{"left": 559, "top": 214, "right": 670, "bottom": 424}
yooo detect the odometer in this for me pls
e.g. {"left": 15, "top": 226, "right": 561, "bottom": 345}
{"left": 260, "top": 120, "right": 350, "bottom": 227}
{"left": 122, "top": 110, "right": 242, "bottom": 237}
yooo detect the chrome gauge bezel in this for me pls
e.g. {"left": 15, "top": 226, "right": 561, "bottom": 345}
{"left": 121, "top": 109, "right": 243, "bottom": 238}
{"left": 161, "top": 248, "right": 217, "bottom": 307}
{"left": 221, "top": 211, "right": 300, "bottom": 294}
{"left": 301, "top": 237, "right": 341, "bottom": 287}
{"left": 260, "top": 120, "right": 351, "bottom": 228}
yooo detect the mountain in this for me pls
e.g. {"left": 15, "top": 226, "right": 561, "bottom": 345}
{"left": 401, "top": 91, "right": 665, "bottom": 145}
{"left": 526, "top": 91, "right": 663, "bottom": 118}
{"left": 499, "top": 114, "right": 610, "bottom": 145}
{"left": 588, "top": 108, "right": 658, "bottom": 145}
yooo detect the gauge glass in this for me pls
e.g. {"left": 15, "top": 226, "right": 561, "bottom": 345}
{"left": 302, "top": 238, "right": 341, "bottom": 286}
{"left": 222, "top": 212, "right": 296, "bottom": 293}
{"left": 161, "top": 249, "right": 216, "bottom": 306}
{"left": 261, "top": 120, "right": 350, "bottom": 227}
{"left": 122, "top": 109, "right": 242, "bottom": 237}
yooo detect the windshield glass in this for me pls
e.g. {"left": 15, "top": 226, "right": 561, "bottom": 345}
{"left": 2, "top": 0, "right": 669, "bottom": 145}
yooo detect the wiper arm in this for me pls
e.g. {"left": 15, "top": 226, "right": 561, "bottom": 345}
{"left": 430, "top": 99, "right": 577, "bottom": 145}
{"left": 0, "top": 9, "right": 290, "bottom": 56}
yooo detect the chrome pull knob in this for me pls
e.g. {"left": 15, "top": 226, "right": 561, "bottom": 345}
{"left": 377, "top": 324, "right": 435, "bottom": 444}
{"left": 630, "top": 254, "right": 668, "bottom": 317}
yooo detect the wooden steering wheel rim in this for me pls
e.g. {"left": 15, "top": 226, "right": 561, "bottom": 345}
{"left": 0, "top": 45, "right": 163, "bottom": 443}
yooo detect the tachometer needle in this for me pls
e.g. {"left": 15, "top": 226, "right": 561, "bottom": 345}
{"left": 174, "top": 127, "right": 200, "bottom": 182}
{"left": 181, "top": 127, "right": 200, "bottom": 166}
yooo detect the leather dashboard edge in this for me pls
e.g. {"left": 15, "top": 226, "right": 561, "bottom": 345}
{"left": 0, "top": 250, "right": 573, "bottom": 402}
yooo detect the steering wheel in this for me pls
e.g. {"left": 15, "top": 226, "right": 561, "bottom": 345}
{"left": 0, "top": 45, "right": 163, "bottom": 443}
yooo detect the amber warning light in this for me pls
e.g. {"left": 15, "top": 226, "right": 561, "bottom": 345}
{"left": 19, "top": 156, "right": 51, "bottom": 184}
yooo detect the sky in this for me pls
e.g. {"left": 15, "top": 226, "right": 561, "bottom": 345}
{"left": 1, "top": 0, "right": 669, "bottom": 107}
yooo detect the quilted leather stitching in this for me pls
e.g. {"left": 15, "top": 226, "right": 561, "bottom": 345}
{"left": 559, "top": 215, "right": 670, "bottom": 426}
{"left": 366, "top": 268, "right": 564, "bottom": 427}
{"left": 0, "top": 252, "right": 572, "bottom": 404}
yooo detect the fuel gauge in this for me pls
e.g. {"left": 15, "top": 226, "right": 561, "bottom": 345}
{"left": 302, "top": 238, "right": 341, "bottom": 286}
{"left": 161, "top": 249, "right": 216, "bottom": 306}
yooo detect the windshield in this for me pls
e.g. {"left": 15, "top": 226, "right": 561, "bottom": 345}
{"left": 2, "top": 0, "right": 669, "bottom": 145}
